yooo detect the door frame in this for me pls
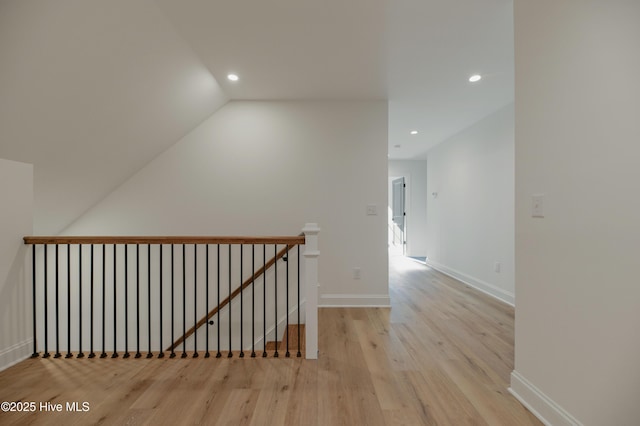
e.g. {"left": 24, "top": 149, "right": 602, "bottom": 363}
{"left": 389, "top": 175, "right": 408, "bottom": 256}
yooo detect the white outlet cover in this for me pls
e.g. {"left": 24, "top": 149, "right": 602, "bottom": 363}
{"left": 353, "top": 267, "right": 361, "bottom": 279}
{"left": 366, "top": 205, "right": 377, "bottom": 216}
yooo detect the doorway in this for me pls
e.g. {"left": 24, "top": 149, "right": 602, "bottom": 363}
{"left": 389, "top": 176, "right": 406, "bottom": 256}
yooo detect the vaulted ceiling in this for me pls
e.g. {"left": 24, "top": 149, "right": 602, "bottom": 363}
{"left": 0, "top": 0, "right": 513, "bottom": 234}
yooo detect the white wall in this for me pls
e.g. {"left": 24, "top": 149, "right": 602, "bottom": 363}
{"left": 64, "top": 101, "right": 389, "bottom": 307}
{"left": 388, "top": 160, "right": 428, "bottom": 257}
{"left": 0, "top": 158, "right": 33, "bottom": 371}
{"left": 425, "top": 104, "right": 515, "bottom": 304}
{"left": 511, "top": 1, "right": 640, "bottom": 425}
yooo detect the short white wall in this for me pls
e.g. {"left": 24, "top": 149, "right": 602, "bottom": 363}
{"left": 425, "top": 104, "right": 515, "bottom": 304}
{"left": 388, "top": 160, "right": 428, "bottom": 257}
{"left": 512, "top": 1, "right": 640, "bottom": 424}
{"left": 63, "top": 101, "right": 389, "bottom": 307}
{"left": 0, "top": 158, "right": 33, "bottom": 371}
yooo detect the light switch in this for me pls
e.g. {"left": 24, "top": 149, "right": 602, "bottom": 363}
{"left": 366, "top": 205, "right": 377, "bottom": 216}
{"left": 532, "top": 194, "right": 544, "bottom": 218}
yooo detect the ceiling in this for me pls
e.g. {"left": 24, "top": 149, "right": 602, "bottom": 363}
{"left": 156, "top": 0, "right": 514, "bottom": 159}
{"left": 0, "top": 0, "right": 513, "bottom": 233}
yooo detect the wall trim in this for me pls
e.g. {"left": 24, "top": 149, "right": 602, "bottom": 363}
{"left": 509, "top": 370, "right": 582, "bottom": 426}
{"left": 425, "top": 259, "right": 514, "bottom": 306}
{"left": 319, "top": 293, "right": 391, "bottom": 308}
{"left": 0, "top": 339, "right": 32, "bottom": 373}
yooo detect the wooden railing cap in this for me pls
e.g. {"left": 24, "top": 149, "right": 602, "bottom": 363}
{"left": 23, "top": 235, "right": 306, "bottom": 245}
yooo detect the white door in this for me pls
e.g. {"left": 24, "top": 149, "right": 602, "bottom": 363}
{"left": 391, "top": 177, "right": 406, "bottom": 254}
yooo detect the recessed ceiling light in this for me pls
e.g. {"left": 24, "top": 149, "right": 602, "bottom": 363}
{"left": 410, "top": 130, "right": 418, "bottom": 135}
{"left": 469, "top": 74, "right": 482, "bottom": 83}
{"left": 227, "top": 73, "right": 239, "bottom": 82}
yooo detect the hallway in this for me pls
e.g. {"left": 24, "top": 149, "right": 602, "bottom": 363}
{"left": 0, "top": 256, "right": 539, "bottom": 425}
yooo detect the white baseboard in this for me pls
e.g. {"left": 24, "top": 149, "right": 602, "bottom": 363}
{"left": 319, "top": 293, "right": 391, "bottom": 307}
{"left": 0, "top": 339, "right": 32, "bottom": 372}
{"left": 425, "top": 259, "right": 514, "bottom": 306}
{"left": 509, "top": 370, "right": 582, "bottom": 426}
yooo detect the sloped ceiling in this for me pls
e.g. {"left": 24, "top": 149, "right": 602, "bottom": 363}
{"left": 0, "top": 0, "right": 513, "bottom": 234}
{"left": 0, "top": 0, "right": 228, "bottom": 234}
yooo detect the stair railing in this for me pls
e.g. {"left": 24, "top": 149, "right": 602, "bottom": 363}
{"left": 23, "top": 224, "right": 319, "bottom": 360}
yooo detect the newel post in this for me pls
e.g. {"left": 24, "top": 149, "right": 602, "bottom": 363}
{"left": 302, "top": 223, "right": 320, "bottom": 359}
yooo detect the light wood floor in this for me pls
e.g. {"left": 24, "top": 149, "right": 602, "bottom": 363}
{"left": 0, "top": 255, "right": 541, "bottom": 425}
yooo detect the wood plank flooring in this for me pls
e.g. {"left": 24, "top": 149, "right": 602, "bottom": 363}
{"left": 0, "top": 255, "right": 540, "bottom": 425}
{"left": 264, "top": 324, "right": 305, "bottom": 355}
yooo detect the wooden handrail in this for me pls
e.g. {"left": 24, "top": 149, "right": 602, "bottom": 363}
{"left": 166, "top": 240, "right": 296, "bottom": 352}
{"left": 24, "top": 236, "right": 306, "bottom": 245}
